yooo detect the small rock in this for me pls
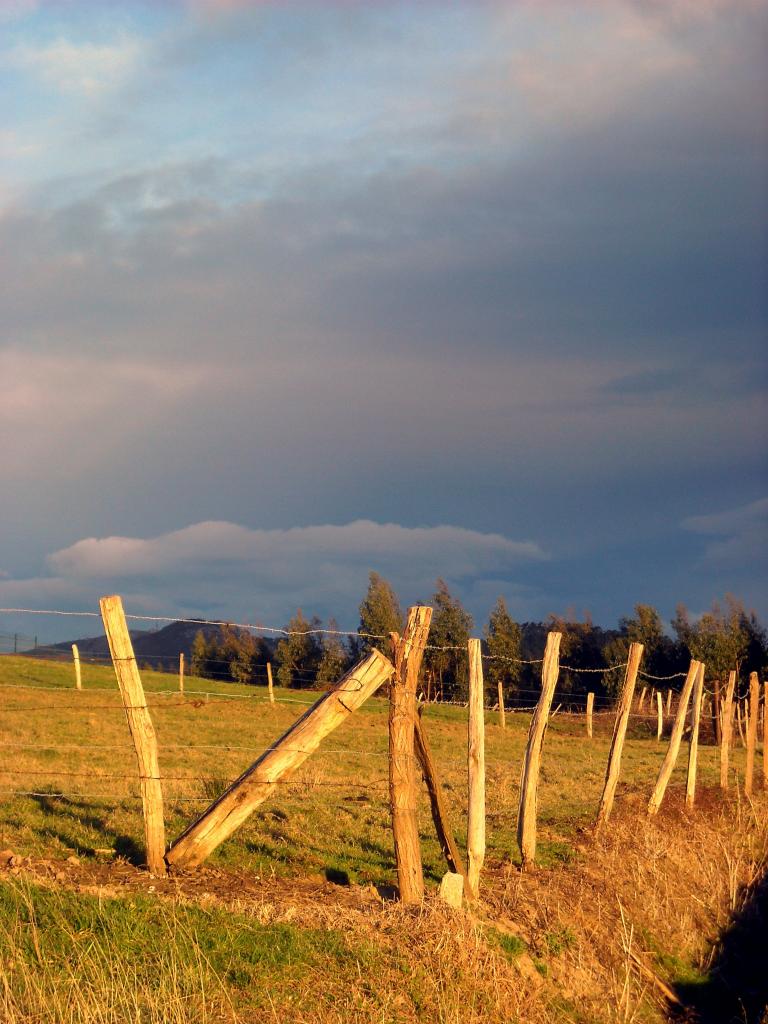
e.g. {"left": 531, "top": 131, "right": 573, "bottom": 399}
{"left": 438, "top": 871, "right": 464, "bottom": 909}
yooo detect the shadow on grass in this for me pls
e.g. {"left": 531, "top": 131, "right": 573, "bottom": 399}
{"left": 29, "top": 793, "right": 146, "bottom": 867}
{"left": 672, "top": 870, "right": 768, "bottom": 1024}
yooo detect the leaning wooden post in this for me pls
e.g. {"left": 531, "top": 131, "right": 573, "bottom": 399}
{"left": 71, "top": 644, "right": 82, "bottom": 690}
{"left": 745, "top": 672, "right": 759, "bottom": 797}
{"left": 656, "top": 691, "right": 663, "bottom": 742}
{"left": 720, "top": 670, "right": 737, "bottom": 790}
{"left": 266, "top": 662, "right": 275, "bottom": 704}
{"left": 637, "top": 686, "right": 647, "bottom": 713}
{"left": 167, "top": 649, "right": 394, "bottom": 869}
{"left": 100, "top": 595, "right": 166, "bottom": 876}
{"left": 595, "top": 642, "right": 643, "bottom": 830}
{"left": 467, "top": 639, "right": 486, "bottom": 898}
{"left": 648, "top": 660, "right": 700, "bottom": 816}
{"left": 685, "top": 663, "right": 705, "bottom": 808}
{"left": 586, "top": 692, "right": 594, "bottom": 740}
{"left": 517, "top": 632, "right": 561, "bottom": 869}
{"left": 414, "top": 706, "right": 466, "bottom": 878}
{"left": 389, "top": 606, "right": 432, "bottom": 903}
{"left": 179, "top": 652, "right": 184, "bottom": 694}
{"left": 498, "top": 681, "right": 506, "bottom": 730}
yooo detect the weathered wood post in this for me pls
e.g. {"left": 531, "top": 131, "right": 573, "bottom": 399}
{"left": 414, "top": 707, "right": 465, "bottom": 878}
{"left": 167, "top": 648, "right": 394, "bottom": 870}
{"left": 517, "top": 632, "right": 561, "bottom": 869}
{"left": 720, "top": 670, "right": 737, "bottom": 790}
{"left": 685, "top": 663, "right": 705, "bottom": 808}
{"left": 745, "top": 672, "right": 759, "bottom": 797}
{"left": 266, "top": 661, "right": 275, "bottom": 704}
{"left": 666, "top": 689, "right": 672, "bottom": 717}
{"left": 595, "top": 643, "right": 643, "bottom": 830}
{"left": 586, "top": 692, "right": 594, "bottom": 740}
{"left": 637, "top": 686, "right": 647, "bottom": 713}
{"left": 467, "top": 639, "right": 486, "bottom": 898}
{"left": 100, "top": 595, "right": 166, "bottom": 876}
{"left": 648, "top": 660, "right": 700, "bottom": 816}
{"left": 179, "top": 652, "right": 184, "bottom": 694}
{"left": 498, "top": 681, "right": 506, "bottom": 730}
{"left": 389, "top": 606, "right": 432, "bottom": 903}
{"left": 656, "top": 691, "right": 663, "bottom": 742}
{"left": 71, "top": 643, "right": 82, "bottom": 690}
{"left": 763, "top": 681, "right": 768, "bottom": 787}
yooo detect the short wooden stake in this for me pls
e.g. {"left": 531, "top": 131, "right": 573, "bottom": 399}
{"left": 685, "top": 663, "right": 705, "bottom": 808}
{"left": 745, "top": 672, "right": 759, "bottom": 797}
{"left": 720, "top": 670, "right": 737, "bottom": 790}
{"left": 266, "top": 661, "right": 275, "bottom": 704}
{"left": 656, "top": 691, "right": 663, "bottom": 742}
{"left": 389, "top": 606, "right": 432, "bottom": 903}
{"left": 167, "top": 648, "right": 394, "bottom": 870}
{"left": 179, "top": 652, "right": 184, "bottom": 694}
{"left": 100, "top": 595, "right": 166, "bottom": 876}
{"left": 713, "top": 678, "right": 722, "bottom": 745}
{"left": 467, "top": 639, "right": 486, "bottom": 898}
{"left": 637, "top": 686, "right": 647, "bottom": 712}
{"left": 595, "top": 642, "right": 643, "bottom": 830}
{"left": 517, "top": 631, "right": 561, "bottom": 869}
{"left": 586, "top": 692, "right": 594, "bottom": 740}
{"left": 72, "top": 644, "right": 82, "bottom": 690}
{"left": 414, "top": 706, "right": 465, "bottom": 878}
{"left": 666, "top": 689, "right": 672, "bottom": 716}
{"left": 498, "top": 680, "right": 506, "bottom": 730}
{"left": 648, "top": 660, "right": 700, "bottom": 816}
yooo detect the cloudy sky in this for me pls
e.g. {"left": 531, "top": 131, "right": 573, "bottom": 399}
{"left": 1, "top": 0, "right": 766, "bottom": 642}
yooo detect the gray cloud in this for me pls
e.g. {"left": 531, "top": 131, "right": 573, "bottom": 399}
{"left": 682, "top": 498, "right": 768, "bottom": 567}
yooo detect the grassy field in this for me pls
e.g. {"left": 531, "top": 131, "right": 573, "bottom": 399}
{"left": 0, "top": 653, "right": 764, "bottom": 1023}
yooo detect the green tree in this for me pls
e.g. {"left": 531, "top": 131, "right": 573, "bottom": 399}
{"left": 220, "top": 624, "right": 259, "bottom": 686}
{"left": 672, "top": 595, "right": 748, "bottom": 683}
{"left": 190, "top": 629, "right": 214, "bottom": 678}
{"left": 484, "top": 597, "right": 522, "bottom": 705}
{"left": 357, "top": 571, "right": 404, "bottom": 655}
{"left": 316, "top": 618, "right": 352, "bottom": 688}
{"left": 275, "top": 610, "right": 322, "bottom": 688}
{"left": 425, "top": 579, "right": 473, "bottom": 702}
{"left": 602, "top": 604, "right": 665, "bottom": 696}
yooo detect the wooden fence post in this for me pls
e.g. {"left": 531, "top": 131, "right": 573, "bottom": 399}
{"left": 517, "top": 631, "right": 561, "bottom": 869}
{"left": 586, "top": 692, "right": 594, "bottom": 740}
{"left": 656, "top": 691, "right": 663, "bottom": 742}
{"left": 712, "top": 679, "right": 722, "bottom": 745}
{"left": 595, "top": 642, "right": 643, "bottom": 830}
{"left": 100, "top": 595, "right": 166, "bottom": 876}
{"left": 167, "top": 648, "right": 394, "bottom": 870}
{"left": 685, "top": 663, "right": 705, "bottom": 808}
{"left": 266, "top": 661, "right": 275, "bottom": 704}
{"left": 720, "top": 670, "right": 737, "bottom": 790}
{"left": 637, "top": 686, "right": 647, "bottom": 713}
{"left": 648, "top": 660, "right": 700, "bottom": 816}
{"left": 467, "top": 639, "right": 485, "bottom": 898}
{"left": 179, "top": 652, "right": 184, "bottom": 694}
{"left": 736, "top": 700, "right": 746, "bottom": 748}
{"left": 389, "top": 606, "right": 432, "bottom": 903}
{"left": 71, "top": 644, "right": 82, "bottom": 690}
{"left": 745, "top": 672, "right": 759, "bottom": 797}
{"left": 666, "top": 689, "right": 672, "bottom": 717}
{"left": 414, "top": 707, "right": 465, "bottom": 878}
{"left": 498, "top": 681, "right": 506, "bottom": 730}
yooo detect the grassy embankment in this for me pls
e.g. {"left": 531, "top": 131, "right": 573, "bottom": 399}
{"left": 0, "top": 654, "right": 764, "bottom": 1023}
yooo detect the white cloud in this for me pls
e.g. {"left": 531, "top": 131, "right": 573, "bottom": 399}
{"left": 10, "top": 35, "right": 140, "bottom": 96}
{"left": 682, "top": 498, "right": 768, "bottom": 566}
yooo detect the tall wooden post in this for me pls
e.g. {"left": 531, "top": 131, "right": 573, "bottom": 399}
{"left": 72, "top": 644, "right": 82, "bottom": 691}
{"left": 167, "top": 649, "right": 394, "bottom": 869}
{"left": 648, "top": 660, "right": 700, "bottom": 816}
{"left": 389, "top": 606, "right": 432, "bottom": 903}
{"left": 720, "top": 670, "right": 737, "bottom": 790}
{"left": 595, "top": 643, "right": 643, "bottom": 830}
{"left": 100, "top": 595, "right": 166, "bottom": 876}
{"left": 586, "top": 692, "right": 594, "bottom": 740}
{"left": 179, "top": 652, "right": 184, "bottom": 694}
{"left": 497, "top": 681, "right": 506, "bottom": 730}
{"left": 745, "top": 672, "right": 759, "bottom": 797}
{"left": 517, "top": 632, "right": 561, "bottom": 869}
{"left": 656, "top": 691, "right": 663, "bottom": 742}
{"left": 266, "top": 662, "right": 275, "bottom": 704}
{"left": 467, "top": 639, "right": 486, "bottom": 898}
{"left": 685, "top": 663, "right": 705, "bottom": 808}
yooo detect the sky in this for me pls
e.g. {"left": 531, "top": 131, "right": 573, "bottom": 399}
{"left": 0, "top": 0, "right": 766, "bottom": 643}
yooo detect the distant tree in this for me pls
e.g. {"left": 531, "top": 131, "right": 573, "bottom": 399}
{"left": 275, "top": 610, "right": 322, "bottom": 688}
{"left": 220, "top": 624, "right": 259, "bottom": 686}
{"left": 545, "top": 611, "right": 604, "bottom": 695}
{"left": 484, "top": 597, "right": 522, "bottom": 705}
{"left": 672, "top": 595, "right": 749, "bottom": 685}
{"left": 316, "top": 618, "right": 352, "bottom": 688}
{"left": 602, "top": 604, "right": 666, "bottom": 696}
{"left": 357, "top": 571, "right": 404, "bottom": 655}
{"left": 425, "top": 579, "right": 473, "bottom": 702}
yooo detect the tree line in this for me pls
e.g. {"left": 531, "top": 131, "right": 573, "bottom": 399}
{"left": 189, "top": 576, "right": 767, "bottom": 704}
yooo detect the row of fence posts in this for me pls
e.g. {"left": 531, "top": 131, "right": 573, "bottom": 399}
{"left": 67, "top": 597, "right": 766, "bottom": 900}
